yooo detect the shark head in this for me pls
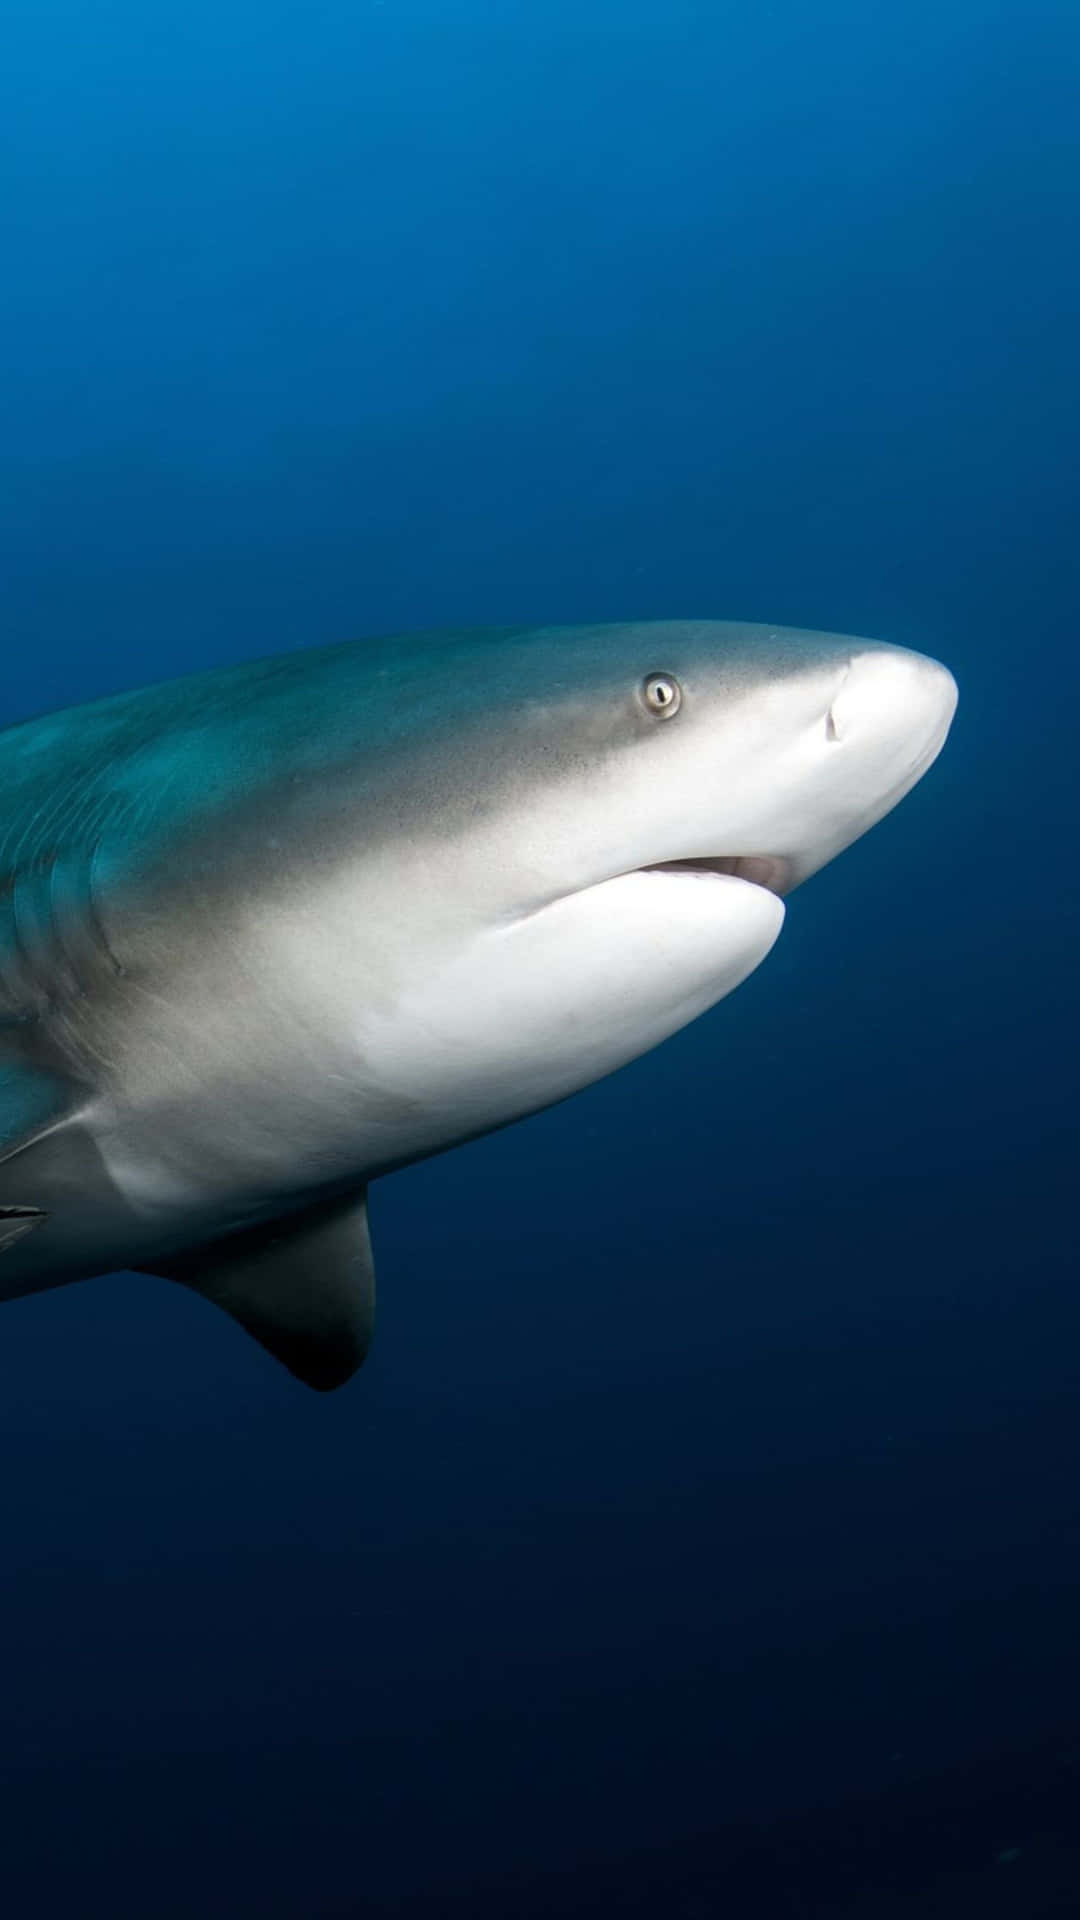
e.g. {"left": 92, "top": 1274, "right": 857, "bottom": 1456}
{"left": 302, "top": 619, "right": 958, "bottom": 1165}
{"left": 429, "top": 619, "right": 957, "bottom": 901}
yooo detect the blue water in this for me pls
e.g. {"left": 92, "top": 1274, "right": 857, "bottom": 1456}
{"left": 1, "top": 1, "right": 1077, "bottom": 1913}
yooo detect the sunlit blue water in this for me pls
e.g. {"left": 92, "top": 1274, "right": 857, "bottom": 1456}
{"left": 1, "top": 1, "right": 1077, "bottom": 1913}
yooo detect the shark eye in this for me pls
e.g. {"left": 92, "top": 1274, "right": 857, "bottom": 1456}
{"left": 641, "top": 672, "right": 682, "bottom": 718}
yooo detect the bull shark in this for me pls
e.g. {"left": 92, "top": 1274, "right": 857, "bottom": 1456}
{"left": 0, "top": 621, "right": 957, "bottom": 1388}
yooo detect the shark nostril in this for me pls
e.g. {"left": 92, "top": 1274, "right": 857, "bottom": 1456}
{"left": 824, "top": 662, "right": 852, "bottom": 743}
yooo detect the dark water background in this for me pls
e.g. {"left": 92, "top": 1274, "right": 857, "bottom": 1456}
{"left": 1, "top": 1, "right": 1078, "bottom": 1913}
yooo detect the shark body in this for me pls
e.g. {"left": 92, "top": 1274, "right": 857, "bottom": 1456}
{"left": 0, "top": 621, "right": 956, "bottom": 1387}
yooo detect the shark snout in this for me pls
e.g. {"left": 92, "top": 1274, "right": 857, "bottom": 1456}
{"left": 826, "top": 645, "right": 958, "bottom": 771}
{"left": 777, "top": 641, "right": 958, "bottom": 889}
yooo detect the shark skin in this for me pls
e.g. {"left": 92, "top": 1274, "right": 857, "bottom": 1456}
{"left": 0, "top": 621, "right": 957, "bottom": 1388}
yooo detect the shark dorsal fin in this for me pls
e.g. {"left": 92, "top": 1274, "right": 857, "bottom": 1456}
{"left": 141, "top": 1189, "right": 375, "bottom": 1391}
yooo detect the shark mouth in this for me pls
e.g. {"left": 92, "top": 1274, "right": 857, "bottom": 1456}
{"left": 642, "top": 855, "right": 793, "bottom": 897}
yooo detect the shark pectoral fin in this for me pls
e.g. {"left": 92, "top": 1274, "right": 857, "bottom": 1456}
{"left": 141, "top": 1189, "right": 375, "bottom": 1392}
{"left": 0, "top": 1207, "right": 47, "bottom": 1253}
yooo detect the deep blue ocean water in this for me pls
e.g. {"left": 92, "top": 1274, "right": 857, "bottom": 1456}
{"left": 1, "top": 1, "right": 1077, "bottom": 1913}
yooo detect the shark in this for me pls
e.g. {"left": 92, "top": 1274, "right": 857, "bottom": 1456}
{"left": 0, "top": 621, "right": 957, "bottom": 1388}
